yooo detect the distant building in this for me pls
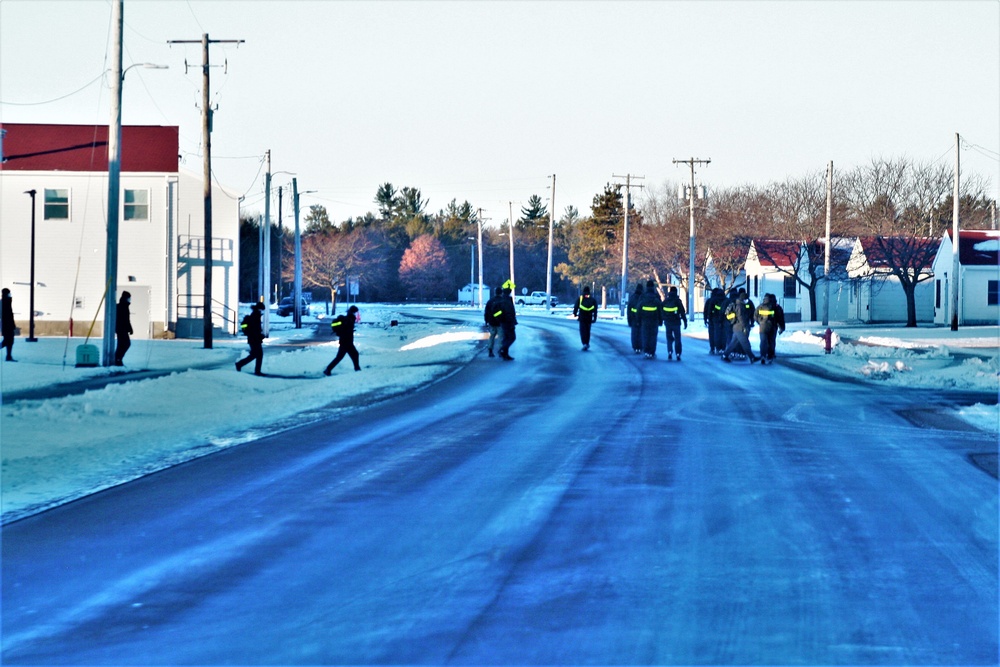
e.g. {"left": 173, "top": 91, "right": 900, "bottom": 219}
{"left": 458, "top": 283, "right": 490, "bottom": 307}
{"left": 932, "top": 229, "right": 1000, "bottom": 326}
{"left": 744, "top": 240, "right": 806, "bottom": 320}
{"left": 0, "top": 122, "right": 240, "bottom": 338}
{"left": 846, "top": 236, "right": 936, "bottom": 324}
{"left": 808, "top": 237, "right": 856, "bottom": 322}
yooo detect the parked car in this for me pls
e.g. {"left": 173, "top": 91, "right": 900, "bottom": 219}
{"left": 277, "top": 296, "right": 309, "bottom": 317}
{"left": 516, "top": 291, "right": 558, "bottom": 307}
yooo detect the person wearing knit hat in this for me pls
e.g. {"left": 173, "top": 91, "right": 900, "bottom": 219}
{"left": 635, "top": 280, "right": 662, "bottom": 359}
{"left": 573, "top": 286, "right": 598, "bottom": 351}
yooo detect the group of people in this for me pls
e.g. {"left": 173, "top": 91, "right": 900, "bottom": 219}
{"left": 483, "top": 280, "right": 518, "bottom": 360}
{"left": 626, "top": 280, "right": 688, "bottom": 360}
{"left": 234, "top": 301, "right": 362, "bottom": 377}
{"left": 1, "top": 287, "right": 134, "bottom": 365}
{"left": 703, "top": 286, "right": 786, "bottom": 364}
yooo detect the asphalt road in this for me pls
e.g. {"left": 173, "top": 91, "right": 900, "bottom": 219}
{"left": 3, "top": 312, "right": 997, "bottom": 664}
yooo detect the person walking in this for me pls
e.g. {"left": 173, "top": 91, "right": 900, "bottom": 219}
{"left": 2, "top": 287, "right": 15, "bottom": 362}
{"left": 627, "top": 282, "right": 644, "bottom": 354}
{"left": 722, "top": 289, "right": 759, "bottom": 363}
{"left": 661, "top": 285, "right": 687, "bottom": 361}
{"left": 236, "top": 302, "right": 266, "bottom": 375}
{"left": 636, "top": 280, "right": 662, "bottom": 359}
{"left": 497, "top": 280, "right": 518, "bottom": 360}
{"left": 114, "top": 290, "right": 133, "bottom": 366}
{"left": 573, "top": 286, "right": 598, "bottom": 351}
{"left": 703, "top": 287, "right": 725, "bottom": 355}
{"left": 324, "top": 305, "right": 362, "bottom": 375}
{"left": 720, "top": 288, "right": 737, "bottom": 356}
{"left": 484, "top": 284, "right": 504, "bottom": 358}
{"left": 755, "top": 293, "right": 786, "bottom": 364}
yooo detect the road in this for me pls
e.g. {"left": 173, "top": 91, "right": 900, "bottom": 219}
{"left": 3, "top": 312, "right": 997, "bottom": 664}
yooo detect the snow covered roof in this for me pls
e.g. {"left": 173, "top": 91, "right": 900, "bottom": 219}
{"left": 946, "top": 229, "right": 1000, "bottom": 266}
{"left": 750, "top": 239, "right": 802, "bottom": 267}
{"left": 855, "top": 236, "right": 938, "bottom": 270}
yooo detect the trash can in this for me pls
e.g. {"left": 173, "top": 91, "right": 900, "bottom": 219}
{"left": 76, "top": 343, "right": 99, "bottom": 367}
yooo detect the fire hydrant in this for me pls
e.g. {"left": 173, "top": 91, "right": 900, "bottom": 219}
{"left": 823, "top": 327, "right": 834, "bottom": 354}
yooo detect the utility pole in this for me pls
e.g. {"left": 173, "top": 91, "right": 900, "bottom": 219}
{"left": 507, "top": 201, "right": 515, "bottom": 287}
{"left": 612, "top": 173, "right": 644, "bottom": 316}
{"left": 477, "top": 208, "right": 489, "bottom": 309}
{"left": 168, "top": 33, "right": 244, "bottom": 349}
{"left": 951, "top": 132, "right": 961, "bottom": 331}
{"left": 823, "top": 161, "right": 833, "bottom": 327}
{"left": 546, "top": 174, "right": 556, "bottom": 312}
{"left": 262, "top": 150, "right": 271, "bottom": 336}
{"left": 102, "top": 0, "right": 123, "bottom": 365}
{"left": 672, "top": 157, "right": 711, "bottom": 318}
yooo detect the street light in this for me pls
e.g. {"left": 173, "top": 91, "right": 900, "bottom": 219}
{"left": 546, "top": 174, "right": 555, "bottom": 313}
{"left": 102, "top": 57, "right": 168, "bottom": 365}
{"left": 23, "top": 189, "right": 38, "bottom": 341}
{"left": 291, "top": 180, "right": 316, "bottom": 328}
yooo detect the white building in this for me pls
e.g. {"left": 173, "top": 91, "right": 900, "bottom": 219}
{"left": 744, "top": 240, "right": 806, "bottom": 320}
{"left": 0, "top": 123, "right": 240, "bottom": 339}
{"left": 846, "top": 236, "right": 935, "bottom": 324}
{"left": 932, "top": 229, "right": 1000, "bottom": 326}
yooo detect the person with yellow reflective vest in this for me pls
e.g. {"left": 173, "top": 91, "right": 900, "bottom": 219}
{"left": 755, "top": 293, "right": 786, "bottom": 364}
{"left": 626, "top": 282, "right": 644, "bottom": 354}
{"left": 721, "top": 289, "right": 759, "bottom": 364}
{"left": 323, "top": 305, "right": 362, "bottom": 375}
{"left": 497, "top": 280, "right": 518, "bottom": 361}
{"left": 636, "top": 279, "right": 662, "bottom": 359}
{"left": 573, "top": 286, "right": 599, "bottom": 351}
{"left": 660, "top": 285, "right": 687, "bottom": 361}
{"left": 483, "top": 284, "right": 505, "bottom": 358}
{"left": 236, "top": 301, "right": 265, "bottom": 375}
{"left": 703, "top": 287, "right": 725, "bottom": 355}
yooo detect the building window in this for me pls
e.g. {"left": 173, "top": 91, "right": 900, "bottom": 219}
{"left": 989, "top": 280, "right": 998, "bottom": 306}
{"left": 124, "top": 189, "right": 149, "bottom": 221}
{"left": 44, "top": 188, "right": 70, "bottom": 220}
{"left": 783, "top": 276, "right": 796, "bottom": 298}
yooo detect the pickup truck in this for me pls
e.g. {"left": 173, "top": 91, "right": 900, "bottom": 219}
{"left": 516, "top": 291, "right": 558, "bottom": 307}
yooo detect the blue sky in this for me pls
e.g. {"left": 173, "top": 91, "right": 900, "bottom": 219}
{"left": 2, "top": 0, "right": 997, "bottom": 226}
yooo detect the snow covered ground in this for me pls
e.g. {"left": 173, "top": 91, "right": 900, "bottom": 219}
{"left": 1, "top": 303, "right": 996, "bottom": 524}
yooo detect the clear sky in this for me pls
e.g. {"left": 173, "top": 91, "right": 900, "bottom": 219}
{"left": 2, "top": 0, "right": 998, "bottom": 228}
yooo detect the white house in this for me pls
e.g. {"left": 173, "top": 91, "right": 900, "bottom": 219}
{"left": 846, "top": 236, "right": 936, "bottom": 323}
{"left": 0, "top": 123, "right": 240, "bottom": 339}
{"left": 932, "top": 229, "right": 1000, "bottom": 326}
{"left": 744, "top": 239, "right": 806, "bottom": 320}
{"left": 808, "top": 237, "right": 856, "bottom": 322}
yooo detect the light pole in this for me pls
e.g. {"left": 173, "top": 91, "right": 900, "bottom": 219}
{"left": 546, "top": 174, "right": 555, "bottom": 312}
{"left": 102, "top": 46, "right": 168, "bottom": 364}
{"left": 467, "top": 237, "right": 476, "bottom": 306}
{"left": 291, "top": 180, "right": 316, "bottom": 328}
{"left": 24, "top": 189, "right": 38, "bottom": 341}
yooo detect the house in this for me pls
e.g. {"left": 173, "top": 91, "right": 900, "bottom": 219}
{"left": 846, "top": 236, "right": 936, "bottom": 324}
{"left": 744, "top": 240, "right": 805, "bottom": 321}
{"left": 808, "top": 236, "right": 856, "bottom": 322}
{"left": 931, "top": 229, "right": 1000, "bottom": 326}
{"left": 458, "top": 283, "right": 490, "bottom": 307}
{"left": 0, "top": 122, "right": 240, "bottom": 339}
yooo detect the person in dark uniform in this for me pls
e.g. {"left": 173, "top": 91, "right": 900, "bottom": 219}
{"left": 2, "top": 288, "right": 16, "bottom": 362}
{"left": 627, "top": 282, "right": 644, "bottom": 354}
{"left": 720, "top": 288, "right": 737, "bottom": 356}
{"left": 661, "top": 285, "right": 687, "bottom": 361}
{"left": 114, "top": 290, "right": 133, "bottom": 366}
{"left": 636, "top": 280, "right": 662, "bottom": 359}
{"left": 324, "top": 305, "right": 362, "bottom": 375}
{"left": 573, "top": 286, "right": 598, "bottom": 351}
{"left": 703, "top": 287, "right": 724, "bottom": 355}
{"left": 722, "top": 290, "right": 759, "bottom": 363}
{"left": 236, "top": 302, "right": 266, "bottom": 375}
{"left": 497, "top": 280, "right": 518, "bottom": 360}
{"left": 755, "top": 293, "right": 786, "bottom": 364}
{"left": 484, "top": 284, "right": 504, "bottom": 358}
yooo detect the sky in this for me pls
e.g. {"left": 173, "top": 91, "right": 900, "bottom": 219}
{"left": 1, "top": 0, "right": 998, "bottom": 228}
{"left": 1, "top": 303, "right": 997, "bottom": 524}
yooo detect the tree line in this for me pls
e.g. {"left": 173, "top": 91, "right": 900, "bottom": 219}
{"left": 239, "top": 157, "right": 994, "bottom": 316}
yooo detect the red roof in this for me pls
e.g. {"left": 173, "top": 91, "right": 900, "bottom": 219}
{"left": 0, "top": 123, "right": 178, "bottom": 173}
{"left": 752, "top": 239, "right": 802, "bottom": 267}
{"left": 857, "top": 236, "right": 937, "bottom": 270}
{"left": 947, "top": 229, "right": 1000, "bottom": 266}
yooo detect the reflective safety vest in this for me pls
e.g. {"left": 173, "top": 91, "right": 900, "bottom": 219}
{"left": 578, "top": 297, "right": 595, "bottom": 311}
{"left": 492, "top": 309, "right": 503, "bottom": 320}
{"left": 641, "top": 306, "right": 658, "bottom": 311}
{"left": 757, "top": 308, "right": 774, "bottom": 317}
{"left": 663, "top": 306, "right": 678, "bottom": 314}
